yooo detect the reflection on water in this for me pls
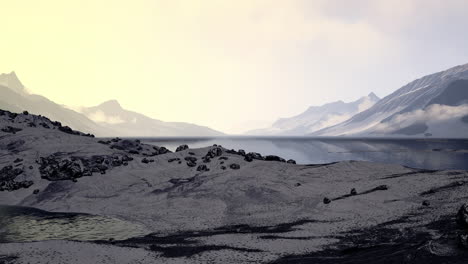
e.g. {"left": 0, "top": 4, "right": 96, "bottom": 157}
{"left": 0, "top": 205, "right": 149, "bottom": 243}
{"left": 142, "top": 137, "right": 468, "bottom": 170}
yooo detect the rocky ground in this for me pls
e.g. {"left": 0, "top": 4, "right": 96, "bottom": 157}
{"left": 1, "top": 109, "right": 468, "bottom": 263}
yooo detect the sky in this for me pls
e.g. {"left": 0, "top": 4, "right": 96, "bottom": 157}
{"left": 1, "top": 0, "right": 468, "bottom": 134}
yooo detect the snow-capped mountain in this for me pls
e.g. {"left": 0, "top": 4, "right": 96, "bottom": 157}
{"left": 0, "top": 72, "right": 224, "bottom": 137}
{"left": 312, "top": 63, "right": 468, "bottom": 137}
{"left": 247, "top": 93, "right": 380, "bottom": 135}
{"left": 79, "top": 100, "right": 224, "bottom": 137}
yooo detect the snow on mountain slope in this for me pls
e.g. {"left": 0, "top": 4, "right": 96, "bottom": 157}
{"left": 80, "top": 100, "right": 224, "bottom": 137}
{"left": 247, "top": 93, "right": 380, "bottom": 135}
{"left": 312, "top": 63, "right": 468, "bottom": 137}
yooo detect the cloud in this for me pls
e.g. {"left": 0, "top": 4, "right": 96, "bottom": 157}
{"left": 87, "top": 110, "right": 125, "bottom": 125}
{"left": 372, "top": 104, "right": 468, "bottom": 133}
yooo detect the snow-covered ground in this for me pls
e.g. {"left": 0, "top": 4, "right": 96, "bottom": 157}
{"left": 1, "top": 110, "right": 468, "bottom": 263}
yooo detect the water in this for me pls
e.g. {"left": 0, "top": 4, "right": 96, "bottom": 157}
{"left": 142, "top": 137, "right": 468, "bottom": 170}
{"left": 0, "top": 205, "right": 149, "bottom": 243}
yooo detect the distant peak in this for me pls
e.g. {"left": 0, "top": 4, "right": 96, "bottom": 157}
{"left": 367, "top": 92, "right": 380, "bottom": 101}
{"left": 97, "top": 100, "right": 123, "bottom": 111}
{"left": 0, "top": 71, "right": 25, "bottom": 92}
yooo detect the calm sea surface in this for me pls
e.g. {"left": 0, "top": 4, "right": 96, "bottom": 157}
{"left": 141, "top": 137, "right": 468, "bottom": 170}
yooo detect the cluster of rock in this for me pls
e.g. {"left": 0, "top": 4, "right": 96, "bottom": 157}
{"left": 39, "top": 153, "right": 133, "bottom": 181}
{"left": 0, "top": 109, "right": 94, "bottom": 137}
{"left": 225, "top": 148, "right": 296, "bottom": 164}
{"left": 0, "top": 165, "right": 33, "bottom": 191}
{"left": 101, "top": 138, "right": 171, "bottom": 156}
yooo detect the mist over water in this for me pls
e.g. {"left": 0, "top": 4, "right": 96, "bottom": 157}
{"left": 142, "top": 137, "right": 468, "bottom": 170}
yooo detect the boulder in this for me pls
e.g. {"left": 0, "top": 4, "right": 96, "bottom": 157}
{"left": 323, "top": 197, "right": 331, "bottom": 204}
{"left": 229, "top": 163, "right": 240, "bottom": 170}
{"left": 457, "top": 204, "right": 468, "bottom": 228}
{"left": 176, "top": 145, "right": 189, "bottom": 152}
{"left": 196, "top": 165, "right": 210, "bottom": 172}
{"left": 265, "top": 155, "right": 286, "bottom": 162}
{"left": 350, "top": 188, "right": 357, "bottom": 195}
{"left": 184, "top": 157, "right": 198, "bottom": 163}
{"left": 206, "top": 147, "right": 223, "bottom": 158}
{"left": 187, "top": 161, "right": 197, "bottom": 167}
{"left": 287, "top": 159, "right": 296, "bottom": 164}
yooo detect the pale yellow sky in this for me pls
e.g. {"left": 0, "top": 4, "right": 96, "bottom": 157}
{"left": 2, "top": 0, "right": 468, "bottom": 133}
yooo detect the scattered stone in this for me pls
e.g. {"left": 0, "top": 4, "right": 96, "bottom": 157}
{"left": 323, "top": 197, "right": 331, "bottom": 204}
{"left": 33, "top": 189, "right": 39, "bottom": 194}
{"left": 422, "top": 200, "right": 430, "bottom": 206}
{"left": 287, "top": 159, "right": 296, "bottom": 164}
{"left": 350, "top": 188, "right": 357, "bottom": 195}
{"left": 197, "top": 165, "right": 210, "bottom": 172}
{"left": 457, "top": 204, "right": 468, "bottom": 228}
{"left": 176, "top": 145, "right": 189, "bottom": 152}
{"left": 230, "top": 163, "right": 240, "bottom": 170}
{"left": 141, "top": 158, "right": 150, "bottom": 164}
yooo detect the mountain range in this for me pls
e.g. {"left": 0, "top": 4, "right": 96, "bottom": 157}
{"left": 0, "top": 72, "right": 223, "bottom": 137}
{"left": 311, "top": 63, "right": 468, "bottom": 137}
{"left": 247, "top": 93, "right": 380, "bottom": 135}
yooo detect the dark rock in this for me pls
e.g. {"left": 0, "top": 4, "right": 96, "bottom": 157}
{"left": 220, "top": 161, "right": 225, "bottom": 165}
{"left": 168, "top": 158, "right": 181, "bottom": 163}
{"left": 295, "top": 183, "right": 302, "bottom": 187}
{"left": 422, "top": 200, "right": 430, "bottom": 206}
{"left": 129, "top": 150, "right": 140, "bottom": 154}
{"left": 457, "top": 204, "right": 468, "bottom": 228}
{"left": 323, "top": 197, "right": 331, "bottom": 204}
{"left": 229, "top": 163, "right": 240, "bottom": 170}
{"left": 187, "top": 161, "right": 197, "bottom": 167}
{"left": 206, "top": 147, "right": 223, "bottom": 158}
{"left": 196, "top": 165, "right": 210, "bottom": 172}
{"left": 202, "top": 156, "right": 211, "bottom": 163}
{"left": 29, "top": 166, "right": 33, "bottom": 170}
{"left": 221, "top": 166, "right": 226, "bottom": 170}
{"left": 178, "top": 161, "right": 182, "bottom": 164}
{"left": 149, "top": 159, "right": 154, "bottom": 163}
{"left": 244, "top": 155, "right": 253, "bottom": 162}
{"left": 184, "top": 157, "right": 198, "bottom": 163}
{"left": 14, "top": 158, "right": 23, "bottom": 163}
{"left": 375, "top": 185, "right": 389, "bottom": 191}
{"left": 458, "top": 233, "right": 468, "bottom": 249}
{"left": 142, "top": 158, "right": 150, "bottom": 164}
{"left": 219, "top": 156, "right": 228, "bottom": 160}
{"left": 22, "top": 111, "right": 29, "bottom": 115}
{"left": 176, "top": 145, "right": 189, "bottom": 152}
{"left": 188, "top": 152, "right": 195, "bottom": 155}
{"left": 1, "top": 126, "right": 22, "bottom": 134}
{"left": 123, "top": 162, "right": 128, "bottom": 166}
{"left": 287, "top": 159, "right": 296, "bottom": 164}
{"left": 350, "top": 188, "right": 357, "bottom": 195}
{"left": 33, "top": 189, "right": 39, "bottom": 194}
{"left": 58, "top": 125, "right": 79, "bottom": 135}
{"left": 238, "top": 149, "right": 246, "bottom": 156}
{"left": 40, "top": 123, "right": 50, "bottom": 129}
{"left": 265, "top": 155, "right": 286, "bottom": 162}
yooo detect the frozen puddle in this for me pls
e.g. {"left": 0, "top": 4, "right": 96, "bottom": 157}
{"left": 0, "top": 205, "right": 149, "bottom": 243}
